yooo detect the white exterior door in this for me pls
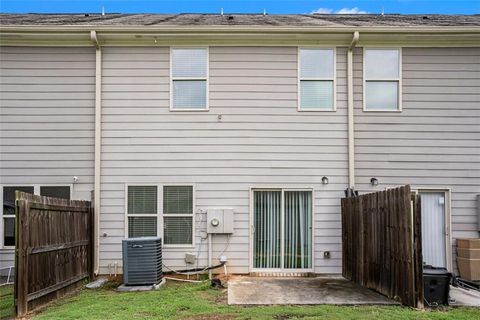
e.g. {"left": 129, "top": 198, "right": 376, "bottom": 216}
{"left": 420, "top": 192, "right": 447, "bottom": 268}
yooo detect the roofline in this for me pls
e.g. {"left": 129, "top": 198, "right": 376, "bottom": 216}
{"left": 1, "top": 25, "right": 480, "bottom": 33}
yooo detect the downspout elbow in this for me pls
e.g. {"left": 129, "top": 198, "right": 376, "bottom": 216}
{"left": 349, "top": 31, "right": 360, "bottom": 51}
{"left": 90, "top": 30, "right": 100, "bottom": 49}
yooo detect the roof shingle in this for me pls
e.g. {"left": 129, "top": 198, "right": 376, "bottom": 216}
{"left": 1, "top": 13, "right": 480, "bottom": 27}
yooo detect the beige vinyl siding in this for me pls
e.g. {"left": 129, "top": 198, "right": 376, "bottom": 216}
{"left": 0, "top": 46, "right": 95, "bottom": 269}
{"left": 100, "top": 46, "right": 348, "bottom": 274}
{"left": 354, "top": 47, "right": 480, "bottom": 272}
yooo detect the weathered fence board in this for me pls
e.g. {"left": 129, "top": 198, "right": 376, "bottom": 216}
{"left": 14, "top": 191, "right": 93, "bottom": 317}
{"left": 341, "top": 185, "right": 423, "bottom": 308}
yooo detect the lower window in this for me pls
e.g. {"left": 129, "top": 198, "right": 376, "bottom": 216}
{"left": 1, "top": 185, "right": 70, "bottom": 247}
{"left": 126, "top": 185, "right": 194, "bottom": 246}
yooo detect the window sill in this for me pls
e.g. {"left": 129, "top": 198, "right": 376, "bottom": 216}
{"left": 163, "top": 245, "right": 195, "bottom": 249}
{"left": 169, "top": 108, "right": 209, "bottom": 112}
{"left": 0, "top": 246, "right": 15, "bottom": 250}
{"left": 362, "top": 109, "right": 402, "bottom": 113}
{"left": 297, "top": 109, "right": 336, "bottom": 112}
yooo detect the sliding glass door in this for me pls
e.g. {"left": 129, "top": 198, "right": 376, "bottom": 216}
{"left": 253, "top": 189, "right": 313, "bottom": 270}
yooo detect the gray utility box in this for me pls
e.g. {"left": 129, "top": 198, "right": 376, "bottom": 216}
{"left": 122, "top": 237, "right": 163, "bottom": 286}
{"left": 207, "top": 208, "right": 234, "bottom": 234}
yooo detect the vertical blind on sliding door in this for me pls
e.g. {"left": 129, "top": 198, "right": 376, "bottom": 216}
{"left": 253, "top": 190, "right": 312, "bottom": 270}
{"left": 284, "top": 191, "right": 312, "bottom": 269}
{"left": 253, "top": 191, "right": 281, "bottom": 269}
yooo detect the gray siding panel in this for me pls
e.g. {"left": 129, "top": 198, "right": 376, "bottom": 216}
{"left": 354, "top": 47, "right": 480, "bottom": 272}
{"left": 100, "top": 46, "right": 348, "bottom": 274}
{"left": 0, "top": 46, "right": 95, "bottom": 269}
{"left": 2, "top": 44, "right": 477, "bottom": 276}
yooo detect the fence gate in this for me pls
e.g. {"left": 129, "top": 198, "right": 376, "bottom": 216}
{"left": 341, "top": 185, "right": 424, "bottom": 308}
{"left": 15, "top": 191, "right": 94, "bottom": 317}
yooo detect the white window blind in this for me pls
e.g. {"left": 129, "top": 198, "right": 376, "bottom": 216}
{"left": 364, "top": 49, "right": 401, "bottom": 111}
{"left": 253, "top": 190, "right": 282, "bottom": 269}
{"left": 299, "top": 48, "right": 335, "bottom": 111}
{"left": 163, "top": 186, "right": 194, "bottom": 245}
{"left": 284, "top": 191, "right": 312, "bottom": 269}
{"left": 127, "top": 186, "right": 158, "bottom": 238}
{"left": 171, "top": 48, "right": 208, "bottom": 110}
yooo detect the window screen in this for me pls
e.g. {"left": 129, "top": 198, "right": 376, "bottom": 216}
{"left": 40, "top": 186, "right": 70, "bottom": 200}
{"left": 127, "top": 186, "right": 158, "bottom": 238}
{"left": 2, "top": 186, "right": 34, "bottom": 246}
{"left": 163, "top": 186, "right": 193, "bottom": 245}
{"left": 128, "top": 186, "right": 157, "bottom": 215}
{"left": 163, "top": 216, "right": 193, "bottom": 245}
{"left": 364, "top": 49, "right": 400, "bottom": 111}
{"left": 128, "top": 216, "right": 157, "bottom": 238}
{"left": 299, "top": 49, "right": 335, "bottom": 110}
{"left": 171, "top": 48, "right": 208, "bottom": 110}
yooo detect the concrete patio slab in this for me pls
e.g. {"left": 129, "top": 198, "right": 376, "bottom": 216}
{"left": 449, "top": 286, "right": 480, "bottom": 307}
{"left": 227, "top": 276, "right": 397, "bottom": 305}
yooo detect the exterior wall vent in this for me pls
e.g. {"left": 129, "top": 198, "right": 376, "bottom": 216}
{"left": 122, "top": 237, "right": 163, "bottom": 285}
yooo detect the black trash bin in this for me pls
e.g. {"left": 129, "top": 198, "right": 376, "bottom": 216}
{"left": 423, "top": 265, "right": 452, "bottom": 306}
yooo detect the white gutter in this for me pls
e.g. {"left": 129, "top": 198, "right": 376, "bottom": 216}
{"left": 347, "top": 31, "right": 359, "bottom": 189}
{"left": 90, "top": 30, "right": 101, "bottom": 275}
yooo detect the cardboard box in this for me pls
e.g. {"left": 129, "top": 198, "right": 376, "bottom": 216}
{"left": 457, "top": 257, "right": 480, "bottom": 281}
{"left": 456, "top": 238, "right": 480, "bottom": 249}
{"left": 457, "top": 248, "right": 480, "bottom": 259}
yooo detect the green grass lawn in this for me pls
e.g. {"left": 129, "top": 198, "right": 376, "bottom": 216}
{"left": 24, "top": 280, "right": 479, "bottom": 320}
{"left": 0, "top": 284, "right": 14, "bottom": 319}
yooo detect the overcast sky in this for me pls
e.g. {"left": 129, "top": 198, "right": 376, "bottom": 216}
{"left": 1, "top": 0, "right": 479, "bottom": 15}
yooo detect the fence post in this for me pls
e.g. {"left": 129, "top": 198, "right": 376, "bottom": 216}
{"left": 414, "top": 194, "right": 424, "bottom": 309}
{"left": 16, "top": 198, "right": 30, "bottom": 317}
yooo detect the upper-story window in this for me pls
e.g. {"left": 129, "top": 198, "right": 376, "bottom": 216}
{"left": 364, "top": 48, "right": 401, "bottom": 111}
{"left": 298, "top": 48, "right": 335, "bottom": 111}
{"left": 171, "top": 48, "right": 208, "bottom": 111}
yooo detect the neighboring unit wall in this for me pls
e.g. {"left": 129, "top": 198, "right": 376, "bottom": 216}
{"left": 99, "top": 46, "right": 349, "bottom": 274}
{"left": 0, "top": 47, "right": 95, "bottom": 269}
{"left": 354, "top": 47, "right": 480, "bottom": 272}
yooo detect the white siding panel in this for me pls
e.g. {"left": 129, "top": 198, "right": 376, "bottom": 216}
{"left": 0, "top": 46, "right": 95, "bottom": 269}
{"left": 100, "top": 46, "right": 348, "bottom": 274}
{"left": 354, "top": 47, "right": 480, "bottom": 273}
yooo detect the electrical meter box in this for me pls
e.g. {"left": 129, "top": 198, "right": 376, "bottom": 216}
{"left": 207, "top": 208, "right": 234, "bottom": 234}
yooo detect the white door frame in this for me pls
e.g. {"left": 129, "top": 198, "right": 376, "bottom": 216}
{"left": 249, "top": 186, "right": 315, "bottom": 273}
{"left": 413, "top": 188, "right": 452, "bottom": 272}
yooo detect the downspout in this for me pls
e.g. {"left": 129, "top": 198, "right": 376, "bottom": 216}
{"left": 90, "top": 30, "right": 102, "bottom": 275}
{"left": 347, "top": 32, "right": 359, "bottom": 189}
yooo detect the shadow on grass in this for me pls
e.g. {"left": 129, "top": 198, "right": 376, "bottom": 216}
{"left": 0, "top": 284, "right": 14, "bottom": 320}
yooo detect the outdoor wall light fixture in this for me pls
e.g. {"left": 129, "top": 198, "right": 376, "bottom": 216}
{"left": 370, "top": 177, "right": 379, "bottom": 186}
{"left": 322, "top": 176, "right": 329, "bottom": 185}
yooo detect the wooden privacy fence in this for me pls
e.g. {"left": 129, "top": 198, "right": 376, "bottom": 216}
{"left": 15, "top": 192, "right": 94, "bottom": 317}
{"left": 341, "top": 185, "right": 424, "bottom": 308}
